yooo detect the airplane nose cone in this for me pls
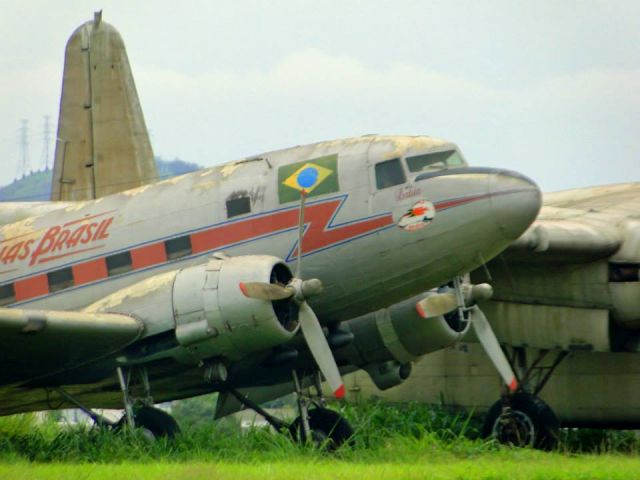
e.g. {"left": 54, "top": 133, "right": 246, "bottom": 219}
{"left": 489, "top": 170, "right": 541, "bottom": 240}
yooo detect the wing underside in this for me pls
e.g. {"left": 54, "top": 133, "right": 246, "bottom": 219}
{"left": 0, "top": 308, "right": 143, "bottom": 386}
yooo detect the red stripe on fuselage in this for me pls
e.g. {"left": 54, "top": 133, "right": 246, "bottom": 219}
{"left": 191, "top": 199, "right": 393, "bottom": 260}
{"left": 6, "top": 191, "right": 494, "bottom": 304}
{"left": 7, "top": 197, "right": 393, "bottom": 304}
{"left": 14, "top": 274, "right": 48, "bottom": 301}
{"left": 131, "top": 243, "right": 167, "bottom": 269}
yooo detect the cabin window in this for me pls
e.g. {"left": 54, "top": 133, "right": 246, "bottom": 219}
{"left": 47, "top": 267, "right": 74, "bottom": 292}
{"left": 375, "top": 158, "right": 406, "bottom": 189}
{"left": 226, "top": 196, "right": 251, "bottom": 218}
{"left": 106, "top": 251, "right": 133, "bottom": 276}
{"left": 0, "top": 283, "right": 15, "bottom": 306}
{"left": 165, "top": 236, "right": 192, "bottom": 260}
{"left": 406, "top": 150, "right": 464, "bottom": 172}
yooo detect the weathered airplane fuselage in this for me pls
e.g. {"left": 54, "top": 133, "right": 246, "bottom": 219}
{"left": 0, "top": 135, "right": 539, "bottom": 321}
{"left": 0, "top": 134, "right": 541, "bottom": 412}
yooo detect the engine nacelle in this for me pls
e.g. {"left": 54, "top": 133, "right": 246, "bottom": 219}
{"left": 341, "top": 292, "right": 469, "bottom": 383}
{"left": 364, "top": 360, "right": 412, "bottom": 390}
{"left": 86, "top": 255, "right": 298, "bottom": 364}
{"left": 609, "top": 220, "right": 640, "bottom": 328}
{"left": 172, "top": 255, "right": 298, "bottom": 362}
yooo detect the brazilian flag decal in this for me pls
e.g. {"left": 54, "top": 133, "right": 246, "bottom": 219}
{"left": 278, "top": 154, "right": 339, "bottom": 203}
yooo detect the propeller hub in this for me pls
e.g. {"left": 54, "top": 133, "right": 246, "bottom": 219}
{"left": 288, "top": 277, "right": 323, "bottom": 302}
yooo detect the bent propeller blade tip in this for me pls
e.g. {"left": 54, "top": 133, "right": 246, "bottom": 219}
{"left": 334, "top": 384, "right": 345, "bottom": 399}
{"left": 508, "top": 378, "right": 518, "bottom": 392}
{"left": 239, "top": 282, "right": 249, "bottom": 297}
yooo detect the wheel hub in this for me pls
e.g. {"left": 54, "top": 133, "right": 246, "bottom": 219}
{"left": 493, "top": 408, "right": 536, "bottom": 447}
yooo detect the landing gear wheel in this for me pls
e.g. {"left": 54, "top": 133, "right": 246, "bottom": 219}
{"left": 133, "top": 406, "right": 181, "bottom": 439}
{"left": 289, "top": 407, "right": 354, "bottom": 450}
{"left": 482, "top": 392, "right": 559, "bottom": 450}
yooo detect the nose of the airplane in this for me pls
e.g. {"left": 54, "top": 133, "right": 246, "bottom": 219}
{"left": 488, "top": 169, "right": 542, "bottom": 240}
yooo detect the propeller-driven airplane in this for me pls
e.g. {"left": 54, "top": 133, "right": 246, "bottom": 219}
{"left": 349, "top": 182, "right": 640, "bottom": 449}
{"left": 0, "top": 13, "right": 541, "bottom": 446}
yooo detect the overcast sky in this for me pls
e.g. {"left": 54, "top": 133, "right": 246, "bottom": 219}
{"left": 1, "top": 0, "right": 638, "bottom": 192}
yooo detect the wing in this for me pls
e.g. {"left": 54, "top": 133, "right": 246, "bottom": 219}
{"left": 51, "top": 13, "right": 157, "bottom": 201}
{"left": 506, "top": 215, "right": 622, "bottom": 262}
{"left": 0, "top": 308, "right": 143, "bottom": 385}
{"left": 503, "top": 183, "right": 640, "bottom": 262}
{"left": 469, "top": 184, "right": 640, "bottom": 351}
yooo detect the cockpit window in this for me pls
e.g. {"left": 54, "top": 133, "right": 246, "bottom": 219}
{"left": 375, "top": 158, "right": 406, "bottom": 189}
{"left": 406, "top": 150, "right": 464, "bottom": 173}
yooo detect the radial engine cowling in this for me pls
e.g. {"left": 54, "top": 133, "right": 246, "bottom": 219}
{"left": 87, "top": 255, "right": 298, "bottom": 364}
{"left": 172, "top": 255, "right": 298, "bottom": 362}
{"left": 342, "top": 292, "right": 470, "bottom": 388}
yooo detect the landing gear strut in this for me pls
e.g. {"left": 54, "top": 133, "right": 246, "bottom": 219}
{"left": 482, "top": 348, "right": 566, "bottom": 450}
{"left": 229, "top": 370, "right": 354, "bottom": 450}
{"left": 116, "top": 366, "right": 181, "bottom": 439}
{"left": 289, "top": 371, "right": 354, "bottom": 450}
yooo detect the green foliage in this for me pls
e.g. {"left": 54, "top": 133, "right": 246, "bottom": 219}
{"left": 341, "top": 401, "right": 482, "bottom": 448}
{"left": 559, "top": 428, "right": 640, "bottom": 454}
{"left": 0, "top": 414, "right": 37, "bottom": 437}
{"left": 0, "top": 157, "right": 201, "bottom": 202}
{"left": 0, "top": 401, "right": 637, "bottom": 464}
{"left": 0, "top": 169, "right": 53, "bottom": 201}
{"left": 170, "top": 393, "right": 219, "bottom": 430}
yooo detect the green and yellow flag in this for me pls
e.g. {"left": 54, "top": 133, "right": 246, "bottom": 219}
{"left": 278, "top": 154, "right": 339, "bottom": 203}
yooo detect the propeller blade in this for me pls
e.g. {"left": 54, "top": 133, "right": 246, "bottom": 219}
{"left": 415, "top": 293, "right": 458, "bottom": 318}
{"left": 469, "top": 305, "right": 518, "bottom": 392}
{"left": 295, "top": 190, "right": 307, "bottom": 278}
{"left": 298, "top": 301, "right": 345, "bottom": 399}
{"left": 239, "top": 282, "right": 294, "bottom": 301}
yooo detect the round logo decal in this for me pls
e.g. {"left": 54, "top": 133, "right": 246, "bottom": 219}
{"left": 397, "top": 200, "right": 436, "bottom": 231}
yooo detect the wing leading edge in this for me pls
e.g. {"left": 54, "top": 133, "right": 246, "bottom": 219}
{"left": 0, "top": 308, "right": 143, "bottom": 386}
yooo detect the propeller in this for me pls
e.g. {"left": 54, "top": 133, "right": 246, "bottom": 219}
{"left": 239, "top": 189, "right": 345, "bottom": 399}
{"left": 416, "top": 281, "right": 518, "bottom": 393}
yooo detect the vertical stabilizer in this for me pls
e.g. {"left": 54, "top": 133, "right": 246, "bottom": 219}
{"left": 51, "top": 12, "right": 157, "bottom": 200}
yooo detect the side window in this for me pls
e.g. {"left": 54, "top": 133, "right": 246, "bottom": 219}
{"left": 375, "top": 158, "right": 406, "bottom": 189}
{"left": 165, "top": 236, "right": 192, "bottom": 260}
{"left": 226, "top": 196, "right": 251, "bottom": 218}
{"left": 0, "top": 283, "right": 15, "bottom": 306}
{"left": 48, "top": 267, "right": 74, "bottom": 292}
{"left": 106, "top": 251, "right": 133, "bottom": 276}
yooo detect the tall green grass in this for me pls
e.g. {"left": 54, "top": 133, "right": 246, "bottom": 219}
{"left": 0, "top": 401, "right": 637, "bottom": 463}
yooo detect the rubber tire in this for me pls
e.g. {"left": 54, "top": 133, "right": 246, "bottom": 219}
{"left": 482, "top": 392, "right": 559, "bottom": 450}
{"left": 289, "top": 407, "right": 354, "bottom": 451}
{"left": 134, "top": 406, "right": 181, "bottom": 439}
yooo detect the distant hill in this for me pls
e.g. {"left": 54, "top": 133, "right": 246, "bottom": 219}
{"left": 0, "top": 157, "right": 202, "bottom": 202}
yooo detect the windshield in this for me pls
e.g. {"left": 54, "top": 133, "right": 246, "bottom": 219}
{"left": 405, "top": 150, "right": 465, "bottom": 172}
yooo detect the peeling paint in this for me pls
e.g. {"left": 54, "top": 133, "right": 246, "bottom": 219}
{"left": 121, "top": 184, "right": 153, "bottom": 196}
{"left": 192, "top": 180, "right": 220, "bottom": 191}
{"left": 164, "top": 175, "right": 189, "bottom": 185}
{"left": 64, "top": 201, "right": 90, "bottom": 212}
{"left": 0, "top": 217, "right": 39, "bottom": 242}
{"left": 220, "top": 162, "right": 242, "bottom": 177}
{"left": 373, "top": 135, "right": 449, "bottom": 159}
{"left": 85, "top": 270, "right": 177, "bottom": 312}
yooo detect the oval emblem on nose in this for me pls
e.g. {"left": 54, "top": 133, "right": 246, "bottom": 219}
{"left": 397, "top": 199, "right": 436, "bottom": 231}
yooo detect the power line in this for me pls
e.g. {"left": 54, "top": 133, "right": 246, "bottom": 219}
{"left": 16, "top": 119, "right": 31, "bottom": 179}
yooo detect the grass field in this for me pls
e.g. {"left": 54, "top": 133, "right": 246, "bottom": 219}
{"left": 1, "top": 451, "right": 639, "bottom": 480}
{"left": 1, "top": 402, "right": 638, "bottom": 479}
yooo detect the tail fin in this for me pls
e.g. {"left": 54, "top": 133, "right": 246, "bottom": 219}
{"left": 51, "top": 11, "right": 157, "bottom": 201}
